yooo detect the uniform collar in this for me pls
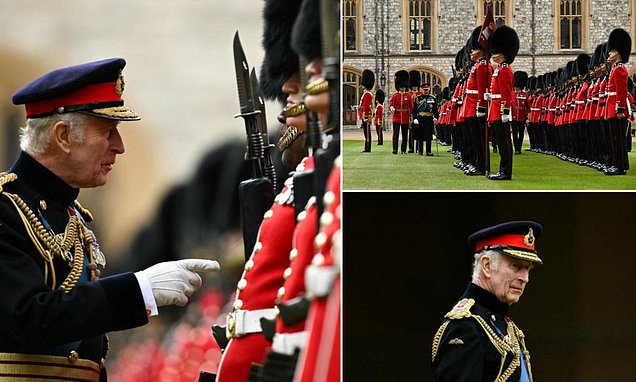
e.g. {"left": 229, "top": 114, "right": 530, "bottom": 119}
{"left": 463, "top": 282, "right": 509, "bottom": 316}
{"left": 10, "top": 151, "right": 79, "bottom": 206}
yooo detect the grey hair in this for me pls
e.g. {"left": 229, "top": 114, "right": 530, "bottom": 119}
{"left": 471, "top": 250, "right": 502, "bottom": 282}
{"left": 19, "top": 113, "right": 87, "bottom": 155}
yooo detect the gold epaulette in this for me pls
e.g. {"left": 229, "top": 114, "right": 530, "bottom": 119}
{"left": 0, "top": 172, "right": 17, "bottom": 193}
{"left": 444, "top": 298, "right": 475, "bottom": 320}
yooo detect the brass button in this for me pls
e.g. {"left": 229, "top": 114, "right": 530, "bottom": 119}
{"left": 237, "top": 279, "right": 247, "bottom": 291}
{"left": 312, "top": 254, "right": 325, "bottom": 266}
{"left": 289, "top": 248, "right": 298, "bottom": 261}
{"left": 320, "top": 211, "right": 334, "bottom": 226}
{"left": 68, "top": 350, "right": 79, "bottom": 363}
{"left": 57, "top": 106, "right": 65, "bottom": 113}
{"left": 100, "top": 357, "right": 106, "bottom": 369}
{"left": 263, "top": 210, "right": 274, "bottom": 219}
{"left": 283, "top": 267, "right": 292, "bottom": 280}
{"left": 277, "top": 287, "right": 285, "bottom": 299}
{"left": 233, "top": 299, "right": 243, "bottom": 310}
{"left": 323, "top": 191, "right": 335, "bottom": 207}
{"left": 314, "top": 233, "right": 327, "bottom": 248}
{"left": 253, "top": 242, "right": 263, "bottom": 253}
{"left": 297, "top": 210, "right": 307, "bottom": 222}
{"left": 39, "top": 200, "right": 47, "bottom": 210}
{"left": 244, "top": 259, "right": 254, "bottom": 271}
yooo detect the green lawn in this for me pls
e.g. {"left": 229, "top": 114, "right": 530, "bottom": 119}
{"left": 343, "top": 140, "right": 636, "bottom": 190}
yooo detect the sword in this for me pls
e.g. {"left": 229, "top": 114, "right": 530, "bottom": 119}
{"left": 250, "top": 67, "right": 278, "bottom": 193}
{"left": 233, "top": 31, "right": 274, "bottom": 262}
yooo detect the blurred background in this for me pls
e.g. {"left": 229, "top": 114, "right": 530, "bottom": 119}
{"left": 344, "top": 192, "right": 636, "bottom": 382}
{"left": 0, "top": 1, "right": 294, "bottom": 380}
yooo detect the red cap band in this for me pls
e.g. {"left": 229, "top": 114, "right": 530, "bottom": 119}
{"left": 476, "top": 233, "right": 535, "bottom": 252}
{"left": 24, "top": 82, "right": 121, "bottom": 117}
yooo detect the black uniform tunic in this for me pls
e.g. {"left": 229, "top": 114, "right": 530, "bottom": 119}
{"left": 0, "top": 152, "right": 149, "bottom": 380}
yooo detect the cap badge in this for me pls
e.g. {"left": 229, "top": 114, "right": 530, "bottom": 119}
{"left": 115, "top": 71, "right": 125, "bottom": 96}
{"left": 524, "top": 228, "right": 535, "bottom": 246}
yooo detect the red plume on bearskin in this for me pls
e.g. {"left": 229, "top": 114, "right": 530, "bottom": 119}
{"left": 607, "top": 28, "right": 632, "bottom": 63}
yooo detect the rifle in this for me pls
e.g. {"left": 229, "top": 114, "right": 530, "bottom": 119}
{"left": 233, "top": 31, "right": 274, "bottom": 262}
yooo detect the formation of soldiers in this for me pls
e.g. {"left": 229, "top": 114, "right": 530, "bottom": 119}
{"left": 360, "top": 22, "right": 634, "bottom": 179}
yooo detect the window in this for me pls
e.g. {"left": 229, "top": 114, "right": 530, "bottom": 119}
{"left": 407, "top": 66, "right": 446, "bottom": 96}
{"left": 343, "top": 68, "right": 362, "bottom": 125}
{"left": 344, "top": 0, "right": 358, "bottom": 52}
{"left": 477, "top": 0, "right": 511, "bottom": 28}
{"left": 559, "top": 0, "right": 582, "bottom": 49}
{"left": 408, "top": 0, "right": 433, "bottom": 51}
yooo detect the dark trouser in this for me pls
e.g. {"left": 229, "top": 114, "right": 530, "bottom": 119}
{"left": 376, "top": 123, "right": 383, "bottom": 145}
{"left": 393, "top": 122, "right": 409, "bottom": 153}
{"left": 493, "top": 120, "right": 513, "bottom": 176}
{"left": 408, "top": 124, "right": 415, "bottom": 152}
{"left": 466, "top": 116, "right": 487, "bottom": 171}
{"left": 608, "top": 117, "right": 629, "bottom": 170}
{"left": 600, "top": 118, "right": 611, "bottom": 166}
{"left": 527, "top": 122, "right": 535, "bottom": 149}
{"left": 361, "top": 121, "right": 371, "bottom": 152}
{"left": 512, "top": 121, "right": 525, "bottom": 153}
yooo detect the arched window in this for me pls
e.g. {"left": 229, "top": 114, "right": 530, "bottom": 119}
{"left": 407, "top": 0, "right": 433, "bottom": 51}
{"left": 343, "top": 68, "right": 362, "bottom": 125}
{"left": 555, "top": 0, "right": 587, "bottom": 51}
{"left": 476, "top": 0, "right": 511, "bottom": 28}
{"left": 344, "top": 0, "right": 359, "bottom": 52}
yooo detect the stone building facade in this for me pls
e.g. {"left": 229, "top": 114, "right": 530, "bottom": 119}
{"left": 343, "top": 0, "right": 636, "bottom": 125}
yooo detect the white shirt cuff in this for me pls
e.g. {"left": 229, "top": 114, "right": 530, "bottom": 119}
{"left": 134, "top": 271, "right": 158, "bottom": 317}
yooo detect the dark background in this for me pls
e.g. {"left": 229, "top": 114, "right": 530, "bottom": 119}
{"left": 343, "top": 192, "right": 636, "bottom": 381}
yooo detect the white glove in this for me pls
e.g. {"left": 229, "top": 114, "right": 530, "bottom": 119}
{"left": 433, "top": 118, "right": 438, "bottom": 123}
{"left": 483, "top": 93, "right": 492, "bottom": 101}
{"left": 137, "top": 259, "right": 220, "bottom": 307}
{"left": 389, "top": 106, "right": 395, "bottom": 113}
{"left": 501, "top": 113, "right": 511, "bottom": 123}
{"left": 413, "top": 119, "right": 419, "bottom": 125}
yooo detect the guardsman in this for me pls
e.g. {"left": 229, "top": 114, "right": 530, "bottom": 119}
{"left": 463, "top": 26, "right": 492, "bottom": 176}
{"left": 214, "top": 0, "right": 305, "bottom": 380}
{"left": 604, "top": 28, "right": 631, "bottom": 175}
{"left": 511, "top": 71, "right": 529, "bottom": 154}
{"left": 389, "top": 70, "right": 413, "bottom": 155}
{"left": 432, "top": 220, "right": 543, "bottom": 382}
{"left": 412, "top": 82, "right": 438, "bottom": 156}
{"left": 374, "top": 89, "right": 385, "bottom": 145}
{"left": 408, "top": 71, "right": 422, "bottom": 153}
{"left": 487, "top": 25, "right": 519, "bottom": 180}
{"left": 359, "top": 69, "right": 375, "bottom": 153}
{"left": 4, "top": 59, "right": 219, "bottom": 382}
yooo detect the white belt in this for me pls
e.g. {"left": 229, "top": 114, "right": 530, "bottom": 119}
{"left": 272, "top": 331, "right": 309, "bottom": 355}
{"left": 305, "top": 265, "right": 338, "bottom": 298}
{"left": 575, "top": 100, "right": 585, "bottom": 105}
{"left": 465, "top": 89, "right": 478, "bottom": 94}
{"left": 592, "top": 97, "right": 599, "bottom": 101}
{"left": 530, "top": 108, "right": 540, "bottom": 111}
{"left": 490, "top": 94, "right": 502, "bottom": 99}
{"left": 607, "top": 92, "right": 617, "bottom": 96}
{"left": 548, "top": 108, "right": 556, "bottom": 111}
{"left": 226, "top": 308, "right": 277, "bottom": 338}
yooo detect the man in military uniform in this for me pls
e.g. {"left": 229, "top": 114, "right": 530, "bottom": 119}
{"left": 412, "top": 83, "right": 438, "bottom": 156}
{"left": 374, "top": 89, "right": 385, "bottom": 145}
{"left": 408, "top": 71, "right": 422, "bottom": 153}
{"left": 358, "top": 69, "right": 375, "bottom": 153}
{"left": 389, "top": 70, "right": 413, "bottom": 155}
{"left": 1, "top": 58, "right": 219, "bottom": 382}
{"left": 432, "top": 221, "right": 542, "bottom": 382}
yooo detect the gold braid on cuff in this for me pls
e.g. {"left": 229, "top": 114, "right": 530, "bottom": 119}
{"left": 306, "top": 79, "right": 329, "bottom": 95}
{"left": 283, "top": 102, "right": 307, "bottom": 117}
{"left": 277, "top": 126, "right": 304, "bottom": 151}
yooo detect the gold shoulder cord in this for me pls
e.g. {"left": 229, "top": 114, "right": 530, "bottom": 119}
{"left": 431, "top": 320, "right": 450, "bottom": 362}
{"left": 0, "top": 172, "right": 99, "bottom": 293}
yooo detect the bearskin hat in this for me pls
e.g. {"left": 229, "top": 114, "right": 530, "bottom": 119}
{"left": 514, "top": 71, "right": 528, "bottom": 89}
{"left": 291, "top": 0, "right": 321, "bottom": 62}
{"left": 361, "top": 69, "right": 375, "bottom": 89}
{"left": 448, "top": 77, "right": 458, "bottom": 91}
{"left": 590, "top": 43, "right": 604, "bottom": 70}
{"left": 607, "top": 28, "right": 632, "bottom": 63}
{"left": 575, "top": 53, "right": 591, "bottom": 76}
{"left": 527, "top": 76, "right": 536, "bottom": 91}
{"left": 442, "top": 87, "right": 450, "bottom": 100}
{"left": 467, "top": 26, "right": 483, "bottom": 52}
{"left": 600, "top": 42, "right": 609, "bottom": 63}
{"left": 394, "top": 70, "right": 409, "bottom": 90}
{"left": 455, "top": 47, "right": 465, "bottom": 71}
{"left": 490, "top": 26, "right": 519, "bottom": 64}
{"left": 566, "top": 61, "right": 576, "bottom": 79}
{"left": 409, "top": 70, "right": 421, "bottom": 89}
{"left": 374, "top": 89, "right": 385, "bottom": 104}
{"left": 258, "top": 0, "right": 302, "bottom": 104}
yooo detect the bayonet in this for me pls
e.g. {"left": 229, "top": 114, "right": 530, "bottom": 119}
{"left": 250, "top": 68, "right": 278, "bottom": 193}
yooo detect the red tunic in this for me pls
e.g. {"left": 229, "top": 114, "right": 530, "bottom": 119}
{"left": 215, "top": 158, "right": 314, "bottom": 382}
{"left": 605, "top": 63, "right": 629, "bottom": 120}
{"left": 358, "top": 90, "right": 373, "bottom": 121}
{"left": 596, "top": 77, "right": 607, "bottom": 119}
{"left": 389, "top": 91, "right": 413, "bottom": 124}
{"left": 587, "top": 79, "right": 601, "bottom": 121}
{"left": 512, "top": 90, "right": 529, "bottom": 122}
{"left": 374, "top": 104, "right": 384, "bottom": 125}
{"left": 488, "top": 63, "right": 513, "bottom": 123}
{"left": 548, "top": 92, "right": 557, "bottom": 125}
{"left": 464, "top": 59, "right": 492, "bottom": 118}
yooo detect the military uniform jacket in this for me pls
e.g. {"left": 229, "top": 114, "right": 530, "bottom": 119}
{"left": 0, "top": 152, "right": 148, "bottom": 377}
{"left": 432, "top": 283, "right": 533, "bottom": 382}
